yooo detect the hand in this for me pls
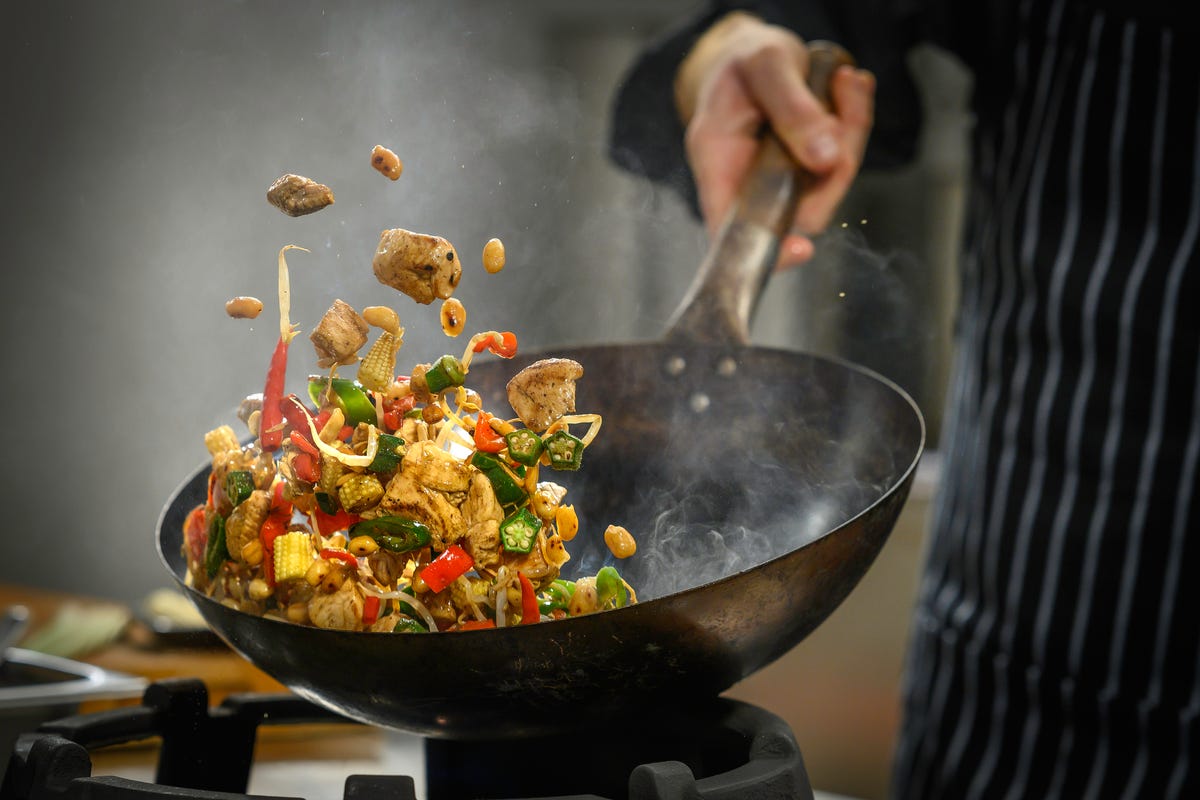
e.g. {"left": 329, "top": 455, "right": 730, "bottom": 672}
{"left": 675, "top": 12, "right": 875, "bottom": 267}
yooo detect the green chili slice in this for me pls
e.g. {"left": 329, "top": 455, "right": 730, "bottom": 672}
{"left": 349, "top": 516, "right": 433, "bottom": 552}
{"left": 204, "top": 515, "right": 228, "bottom": 579}
{"left": 423, "top": 355, "right": 466, "bottom": 394}
{"left": 368, "top": 433, "right": 405, "bottom": 472}
{"left": 596, "top": 566, "right": 629, "bottom": 609}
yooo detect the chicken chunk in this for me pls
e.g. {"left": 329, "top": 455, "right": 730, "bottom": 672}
{"left": 266, "top": 173, "right": 335, "bottom": 217}
{"left": 460, "top": 472, "right": 504, "bottom": 571}
{"left": 380, "top": 470, "right": 464, "bottom": 550}
{"left": 310, "top": 299, "right": 369, "bottom": 368}
{"left": 402, "top": 441, "right": 472, "bottom": 493}
{"left": 506, "top": 358, "right": 584, "bottom": 432}
{"left": 307, "top": 578, "right": 364, "bottom": 631}
{"left": 372, "top": 228, "right": 462, "bottom": 305}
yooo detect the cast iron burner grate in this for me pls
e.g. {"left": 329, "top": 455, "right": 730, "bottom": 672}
{"left": 1, "top": 678, "right": 814, "bottom": 799}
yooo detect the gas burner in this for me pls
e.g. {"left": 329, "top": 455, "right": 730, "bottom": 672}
{"left": 1, "top": 678, "right": 813, "bottom": 799}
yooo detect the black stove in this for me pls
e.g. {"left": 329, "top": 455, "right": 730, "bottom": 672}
{"left": 1, "top": 678, "right": 814, "bottom": 799}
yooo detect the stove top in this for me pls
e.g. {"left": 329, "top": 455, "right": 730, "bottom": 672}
{"left": 1, "top": 678, "right": 815, "bottom": 799}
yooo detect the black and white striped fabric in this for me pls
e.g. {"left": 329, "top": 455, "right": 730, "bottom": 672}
{"left": 892, "top": 1, "right": 1200, "bottom": 797}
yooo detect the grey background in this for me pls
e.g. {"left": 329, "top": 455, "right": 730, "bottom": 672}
{"left": 0, "top": 1, "right": 968, "bottom": 610}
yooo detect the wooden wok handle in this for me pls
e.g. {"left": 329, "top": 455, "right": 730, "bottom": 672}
{"left": 663, "top": 41, "right": 855, "bottom": 345}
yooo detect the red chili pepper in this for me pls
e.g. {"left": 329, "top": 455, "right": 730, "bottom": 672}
{"left": 472, "top": 331, "right": 518, "bottom": 358}
{"left": 339, "top": 425, "right": 355, "bottom": 441}
{"left": 473, "top": 411, "right": 506, "bottom": 454}
{"left": 270, "top": 482, "right": 293, "bottom": 517}
{"left": 259, "top": 336, "right": 291, "bottom": 452}
{"left": 382, "top": 394, "right": 415, "bottom": 431}
{"left": 280, "top": 394, "right": 315, "bottom": 440}
{"left": 362, "top": 595, "right": 381, "bottom": 626}
{"left": 289, "top": 431, "right": 320, "bottom": 458}
{"left": 518, "top": 571, "right": 539, "bottom": 625}
{"left": 315, "top": 408, "right": 333, "bottom": 430}
{"left": 457, "top": 619, "right": 496, "bottom": 631}
{"left": 313, "top": 507, "right": 361, "bottom": 536}
{"left": 293, "top": 452, "right": 320, "bottom": 483}
{"left": 420, "top": 544, "right": 474, "bottom": 593}
{"left": 320, "top": 548, "right": 358, "bottom": 567}
{"left": 183, "top": 505, "right": 208, "bottom": 571}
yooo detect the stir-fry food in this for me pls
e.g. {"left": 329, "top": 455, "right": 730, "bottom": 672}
{"left": 183, "top": 244, "right": 635, "bottom": 632}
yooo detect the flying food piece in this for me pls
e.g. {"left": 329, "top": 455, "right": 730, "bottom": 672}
{"left": 225, "top": 296, "right": 264, "bottom": 319}
{"left": 372, "top": 228, "right": 462, "bottom": 305}
{"left": 506, "top": 358, "right": 584, "bottom": 433}
{"left": 310, "top": 299, "right": 369, "bottom": 368}
{"left": 370, "top": 145, "right": 403, "bottom": 180}
{"left": 267, "top": 173, "right": 335, "bottom": 217}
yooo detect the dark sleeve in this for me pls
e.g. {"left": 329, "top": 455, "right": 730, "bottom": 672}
{"left": 608, "top": 0, "right": 928, "bottom": 216}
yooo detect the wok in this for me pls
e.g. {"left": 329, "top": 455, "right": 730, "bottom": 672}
{"left": 157, "top": 44, "right": 924, "bottom": 739}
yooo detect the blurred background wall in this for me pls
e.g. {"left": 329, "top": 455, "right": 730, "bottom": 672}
{"left": 0, "top": 2, "right": 969, "bottom": 797}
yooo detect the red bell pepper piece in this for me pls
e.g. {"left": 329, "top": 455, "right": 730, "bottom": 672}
{"left": 259, "top": 513, "right": 287, "bottom": 586}
{"left": 472, "top": 331, "right": 518, "bottom": 358}
{"left": 382, "top": 394, "right": 416, "bottom": 431}
{"left": 290, "top": 431, "right": 320, "bottom": 458}
{"left": 320, "top": 548, "right": 358, "bottom": 568}
{"left": 457, "top": 619, "right": 496, "bottom": 631}
{"left": 270, "top": 482, "right": 293, "bottom": 517}
{"left": 183, "top": 505, "right": 208, "bottom": 572}
{"left": 313, "top": 507, "right": 360, "bottom": 536}
{"left": 420, "top": 544, "right": 474, "bottom": 593}
{"left": 292, "top": 452, "right": 320, "bottom": 483}
{"left": 259, "top": 337, "right": 292, "bottom": 452}
{"left": 362, "top": 594, "right": 381, "bottom": 626}
{"left": 518, "top": 571, "right": 539, "bottom": 625}
{"left": 473, "top": 411, "right": 506, "bottom": 454}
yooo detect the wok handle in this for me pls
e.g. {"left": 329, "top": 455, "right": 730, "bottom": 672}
{"left": 663, "top": 41, "right": 855, "bottom": 345}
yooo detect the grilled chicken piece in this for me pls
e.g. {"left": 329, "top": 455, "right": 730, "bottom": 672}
{"left": 307, "top": 578, "right": 364, "bottom": 630}
{"left": 506, "top": 358, "right": 584, "bottom": 432}
{"left": 402, "top": 441, "right": 471, "bottom": 493}
{"left": 460, "top": 472, "right": 504, "bottom": 570}
{"left": 310, "top": 299, "right": 370, "bottom": 368}
{"left": 372, "top": 228, "right": 462, "bottom": 305}
{"left": 266, "top": 173, "right": 335, "bottom": 217}
{"left": 380, "top": 470, "right": 464, "bottom": 550}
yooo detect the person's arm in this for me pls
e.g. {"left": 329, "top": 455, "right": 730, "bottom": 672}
{"left": 610, "top": 1, "right": 923, "bottom": 264}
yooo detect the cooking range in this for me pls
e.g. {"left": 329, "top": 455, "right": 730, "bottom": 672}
{"left": 2, "top": 678, "right": 813, "bottom": 799}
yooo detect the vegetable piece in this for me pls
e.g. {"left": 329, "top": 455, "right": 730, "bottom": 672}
{"left": 423, "top": 355, "right": 465, "bottom": 394}
{"left": 259, "top": 513, "right": 287, "bottom": 586}
{"left": 349, "top": 516, "right": 433, "bottom": 552}
{"left": 204, "top": 425, "right": 241, "bottom": 457}
{"left": 393, "top": 617, "right": 427, "bottom": 633}
{"left": 473, "top": 411, "right": 506, "bottom": 454}
{"left": 471, "top": 330, "right": 518, "bottom": 358}
{"left": 183, "top": 505, "right": 208, "bottom": 574}
{"left": 544, "top": 430, "right": 585, "bottom": 471}
{"left": 225, "top": 471, "right": 254, "bottom": 508}
{"left": 457, "top": 619, "right": 496, "bottom": 631}
{"left": 260, "top": 245, "right": 307, "bottom": 452}
{"left": 470, "top": 451, "right": 528, "bottom": 506}
{"left": 313, "top": 506, "right": 361, "bottom": 536}
{"left": 314, "top": 491, "right": 338, "bottom": 515}
{"left": 293, "top": 453, "right": 320, "bottom": 484}
{"left": 204, "top": 515, "right": 228, "bottom": 579}
{"left": 337, "top": 473, "right": 384, "bottom": 513}
{"left": 320, "top": 548, "right": 358, "bottom": 568}
{"left": 420, "top": 544, "right": 474, "bottom": 593}
{"left": 273, "top": 531, "right": 314, "bottom": 582}
{"left": 517, "top": 572, "right": 539, "bottom": 624}
{"left": 358, "top": 330, "right": 402, "bottom": 392}
{"left": 482, "top": 238, "right": 506, "bottom": 274}
{"left": 539, "top": 580, "right": 574, "bottom": 615}
{"left": 362, "top": 594, "right": 381, "bottom": 625}
{"left": 308, "top": 377, "right": 378, "bottom": 427}
{"left": 596, "top": 566, "right": 629, "bottom": 609}
{"left": 500, "top": 508, "right": 540, "bottom": 554}
{"left": 367, "top": 433, "right": 405, "bottom": 472}
{"left": 504, "top": 428, "right": 543, "bottom": 466}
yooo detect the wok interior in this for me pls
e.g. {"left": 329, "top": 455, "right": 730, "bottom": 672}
{"left": 466, "top": 342, "right": 924, "bottom": 601}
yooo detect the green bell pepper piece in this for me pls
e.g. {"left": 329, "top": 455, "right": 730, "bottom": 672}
{"left": 504, "top": 428, "right": 543, "bottom": 467}
{"left": 500, "top": 507, "right": 541, "bottom": 554}
{"left": 470, "top": 451, "right": 528, "bottom": 506}
{"left": 544, "top": 430, "right": 585, "bottom": 471}
{"left": 539, "top": 579, "right": 575, "bottom": 615}
{"left": 393, "top": 616, "right": 428, "bottom": 633}
{"left": 314, "top": 491, "right": 338, "bottom": 515}
{"left": 368, "top": 433, "right": 405, "bottom": 472}
{"left": 596, "top": 566, "right": 629, "bottom": 609}
{"left": 308, "top": 376, "right": 378, "bottom": 426}
{"left": 423, "top": 355, "right": 466, "bottom": 394}
{"left": 350, "top": 516, "right": 433, "bottom": 552}
{"left": 204, "top": 514, "right": 228, "bottom": 579}
{"left": 225, "top": 470, "right": 254, "bottom": 508}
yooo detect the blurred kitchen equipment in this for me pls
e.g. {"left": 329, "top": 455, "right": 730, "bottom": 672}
{"left": 0, "top": 606, "right": 29, "bottom": 669}
{"left": 154, "top": 41, "right": 924, "bottom": 739}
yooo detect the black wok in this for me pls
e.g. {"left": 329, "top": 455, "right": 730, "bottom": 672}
{"left": 157, "top": 45, "right": 924, "bottom": 739}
